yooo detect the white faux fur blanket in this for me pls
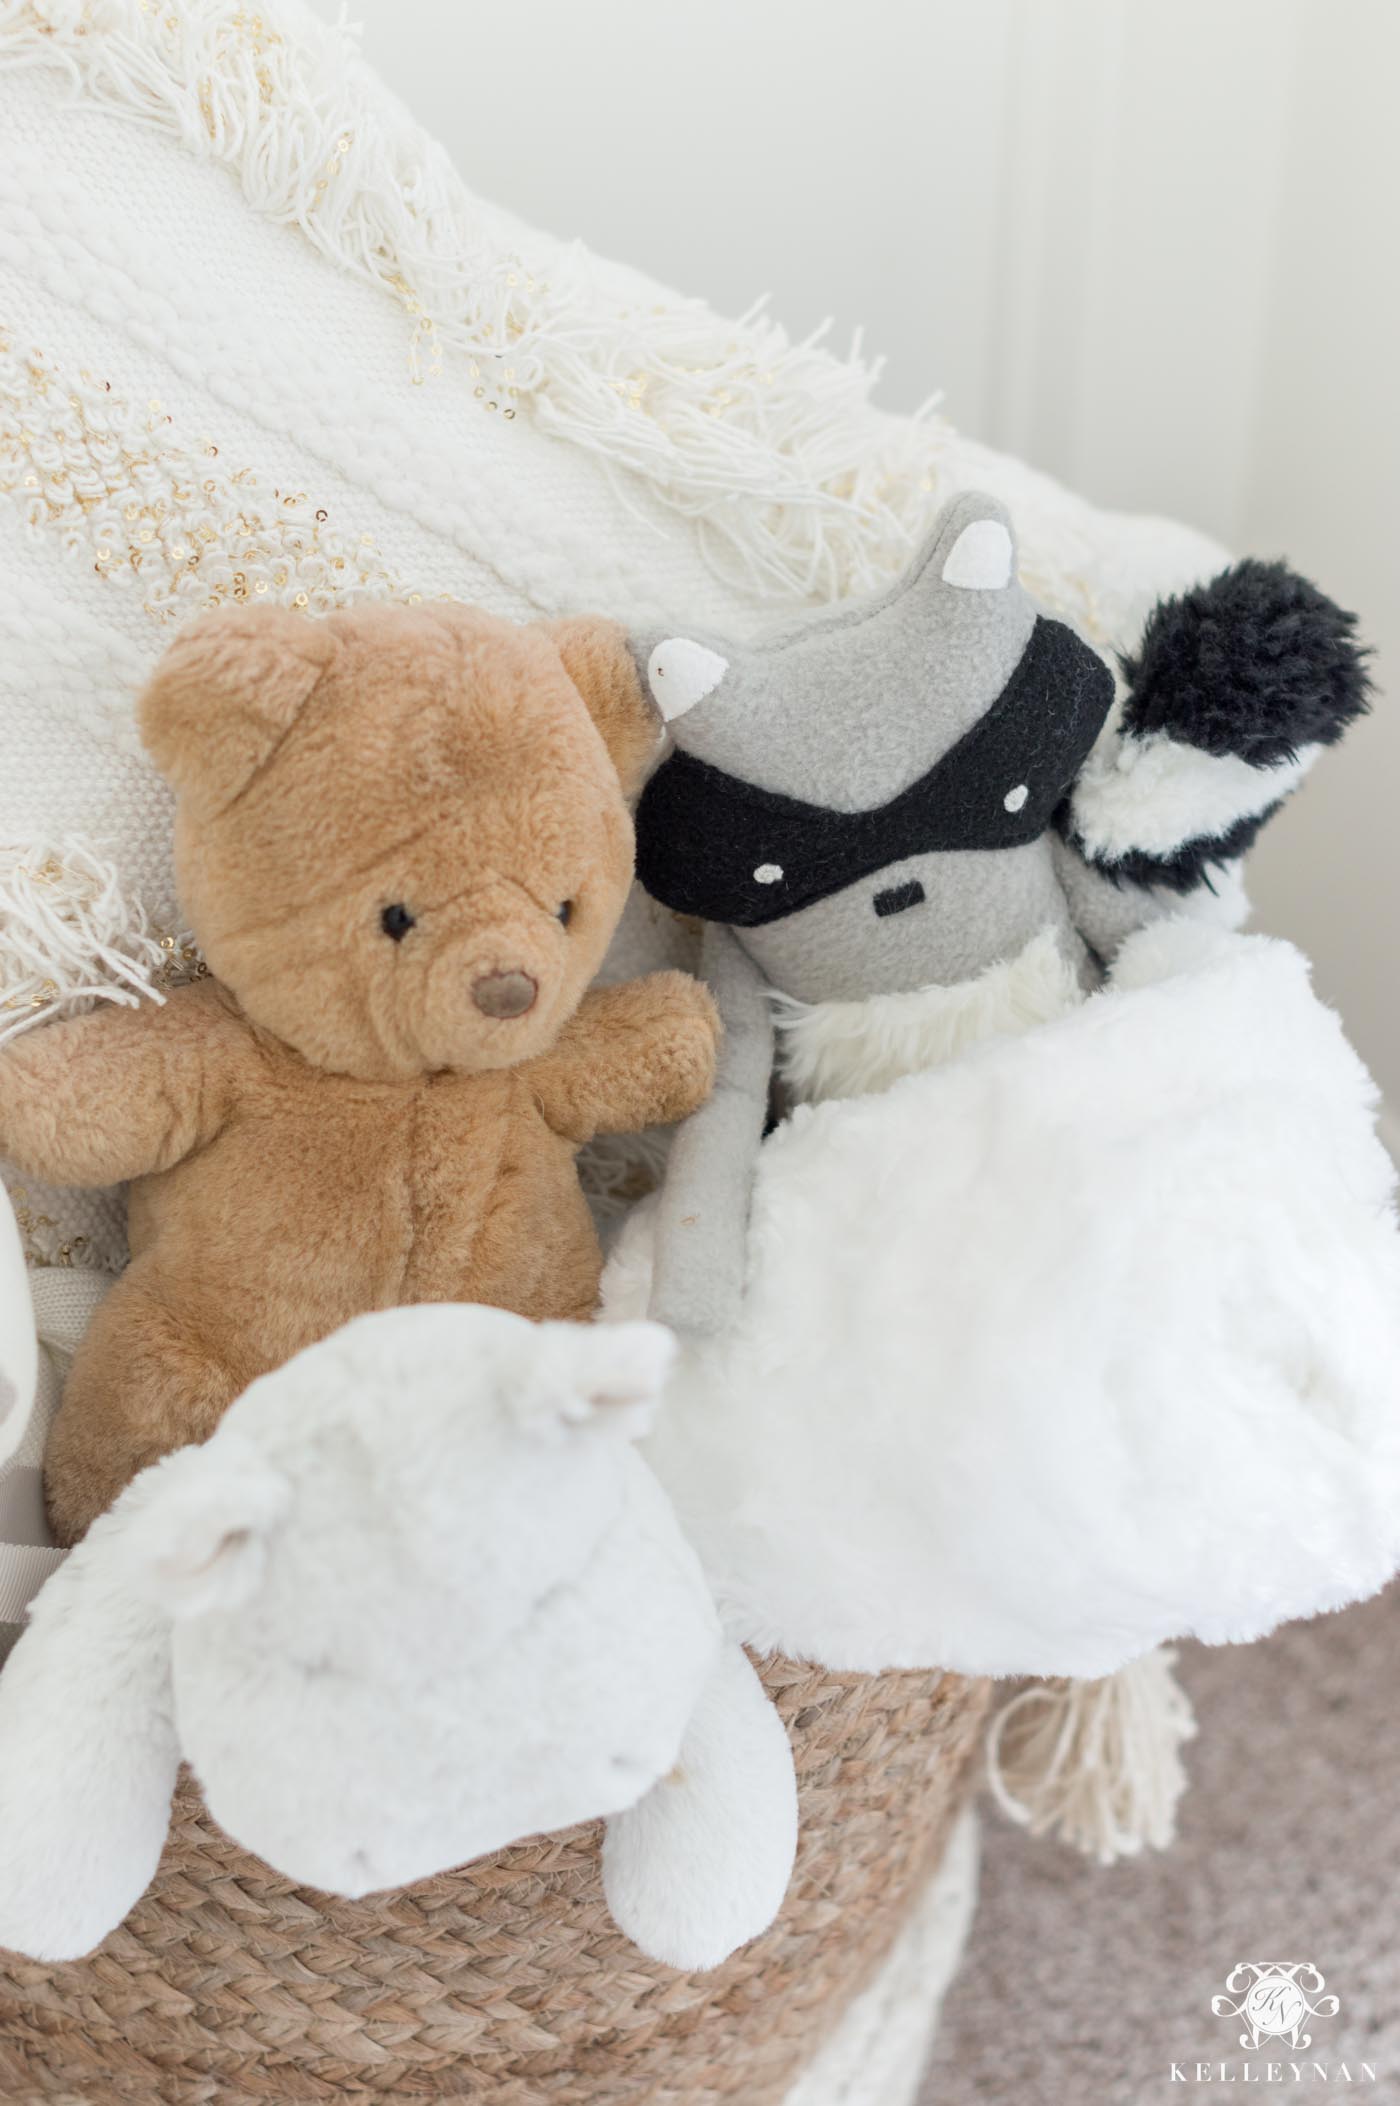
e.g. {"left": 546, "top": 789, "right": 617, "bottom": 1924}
{"left": 605, "top": 920, "right": 1400, "bottom": 1678}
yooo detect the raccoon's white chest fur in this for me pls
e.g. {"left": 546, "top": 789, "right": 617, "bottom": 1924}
{"left": 772, "top": 928, "right": 1085, "bottom": 1106}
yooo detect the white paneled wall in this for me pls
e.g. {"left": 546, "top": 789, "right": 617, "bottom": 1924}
{"left": 316, "top": 0, "right": 1399, "bottom": 1106}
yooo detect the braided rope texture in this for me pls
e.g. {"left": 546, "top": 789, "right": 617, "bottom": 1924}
{"left": 0, "top": 1658, "right": 987, "bottom": 2104}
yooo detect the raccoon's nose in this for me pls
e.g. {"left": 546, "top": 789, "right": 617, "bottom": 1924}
{"left": 873, "top": 880, "right": 927, "bottom": 919}
{"left": 471, "top": 971, "right": 538, "bottom": 1019}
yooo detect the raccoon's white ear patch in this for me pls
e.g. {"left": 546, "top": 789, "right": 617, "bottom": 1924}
{"left": 942, "top": 518, "right": 1014, "bottom": 591}
{"left": 647, "top": 638, "right": 728, "bottom": 723}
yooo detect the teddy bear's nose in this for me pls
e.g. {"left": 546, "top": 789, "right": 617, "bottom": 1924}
{"left": 471, "top": 970, "right": 538, "bottom": 1020}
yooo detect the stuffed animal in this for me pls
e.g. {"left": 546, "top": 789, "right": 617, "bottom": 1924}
{"left": 0, "top": 1302, "right": 798, "bottom": 1968}
{"left": 629, "top": 491, "right": 1369, "bottom": 1332}
{"left": 0, "top": 1183, "right": 34, "bottom": 1474}
{"left": 0, "top": 603, "right": 721, "bottom": 1542}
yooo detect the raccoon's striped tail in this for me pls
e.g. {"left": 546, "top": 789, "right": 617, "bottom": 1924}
{"left": 1059, "top": 560, "right": 1371, "bottom": 894}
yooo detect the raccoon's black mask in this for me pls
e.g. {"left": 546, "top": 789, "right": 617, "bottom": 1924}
{"left": 635, "top": 616, "right": 1113, "bottom": 928}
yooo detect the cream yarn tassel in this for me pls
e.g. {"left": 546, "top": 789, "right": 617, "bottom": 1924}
{"left": 0, "top": 839, "right": 177, "bottom": 1047}
{"left": 985, "top": 1648, "right": 1197, "bottom": 1865}
{"left": 0, "top": 0, "right": 948, "bottom": 604}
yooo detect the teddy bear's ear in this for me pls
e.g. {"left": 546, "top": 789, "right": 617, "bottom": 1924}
{"left": 138, "top": 605, "right": 336, "bottom": 813}
{"left": 546, "top": 615, "right": 663, "bottom": 799}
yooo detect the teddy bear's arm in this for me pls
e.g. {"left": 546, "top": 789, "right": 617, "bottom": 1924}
{"left": 525, "top": 971, "right": 721, "bottom": 1145}
{"left": 0, "top": 981, "right": 240, "bottom": 1188}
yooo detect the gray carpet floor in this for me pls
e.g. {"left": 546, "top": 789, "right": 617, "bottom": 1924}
{"left": 921, "top": 1585, "right": 1398, "bottom": 2104}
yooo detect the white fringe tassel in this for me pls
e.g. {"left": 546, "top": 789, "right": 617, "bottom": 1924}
{"left": 985, "top": 1648, "right": 1197, "bottom": 1866}
{"left": 0, "top": 0, "right": 949, "bottom": 602}
{"left": 0, "top": 839, "right": 176, "bottom": 1046}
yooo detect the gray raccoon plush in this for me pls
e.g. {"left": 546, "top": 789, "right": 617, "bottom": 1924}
{"left": 630, "top": 492, "right": 1369, "bottom": 1335}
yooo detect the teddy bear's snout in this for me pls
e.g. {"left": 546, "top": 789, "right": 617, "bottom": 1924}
{"left": 471, "top": 970, "right": 539, "bottom": 1021}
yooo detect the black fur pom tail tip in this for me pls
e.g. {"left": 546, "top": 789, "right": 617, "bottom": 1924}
{"left": 1120, "top": 560, "right": 1373, "bottom": 766}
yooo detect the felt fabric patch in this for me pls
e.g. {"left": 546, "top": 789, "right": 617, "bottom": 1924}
{"left": 636, "top": 618, "right": 1113, "bottom": 927}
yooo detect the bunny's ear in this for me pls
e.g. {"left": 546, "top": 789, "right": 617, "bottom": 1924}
{"left": 138, "top": 604, "right": 336, "bottom": 815}
{"left": 514, "top": 1321, "right": 677, "bottom": 1445}
{"left": 573, "top": 1322, "right": 677, "bottom": 1435}
{"left": 642, "top": 637, "right": 730, "bottom": 724}
{"left": 122, "top": 1441, "right": 292, "bottom": 1620}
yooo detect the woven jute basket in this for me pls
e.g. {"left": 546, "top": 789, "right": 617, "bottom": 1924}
{"left": 0, "top": 1654, "right": 988, "bottom": 2105}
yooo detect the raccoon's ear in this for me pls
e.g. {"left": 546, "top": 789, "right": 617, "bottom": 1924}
{"left": 924, "top": 493, "right": 1017, "bottom": 592}
{"left": 640, "top": 636, "right": 730, "bottom": 724}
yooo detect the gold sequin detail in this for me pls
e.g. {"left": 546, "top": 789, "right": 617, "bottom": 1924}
{"left": 0, "top": 332, "right": 435, "bottom": 622}
{"left": 6, "top": 1185, "right": 89, "bottom": 1271}
{"left": 152, "top": 933, "right": 209, "bottom": 990}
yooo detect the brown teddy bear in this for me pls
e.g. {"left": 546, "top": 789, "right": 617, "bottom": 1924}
{"left": 0, "top": 603, "right": 721, "bottom": 1544}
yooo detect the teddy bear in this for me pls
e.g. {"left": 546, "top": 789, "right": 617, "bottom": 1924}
{"left": 0, "top": 602, "right": 721, "bottom": 1543}
{"left": 627, "top": 490, "right": 1368, "bottom": 1333}
{"left": 0, "top": 1301, "right": 799, "bottom": 1968}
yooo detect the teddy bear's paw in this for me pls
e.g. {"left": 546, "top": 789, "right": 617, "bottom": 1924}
{"left": 654, "top": 971, "right": 724, "bottom": 1106}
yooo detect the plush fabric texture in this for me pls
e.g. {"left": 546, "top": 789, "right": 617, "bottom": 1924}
{"left": 1118, "top": 558, "right": 1371, "bottom": 764}
{"left": 0, "top": 1460, "right": 181, "bottom": 1963}
{"left": 1060, "top": 800, "right": 1286, "bottom": 898}
{"left": 635, "top": 618, "right": 1113, "bottom": 928}
{"left": 0, "top": 8, "right": 1386, "bottom": 2076}
{"left": 0, "top": 1188, "right": 34, "bottom": 1474}
{"left": 0, "top": 31, "right": 1235, "bottom": 1305}
{"left": 603, "top": 919, "right": 1400, "bottom": 1678}
{"left": 1066, "top": 744, "right": 1304, "bottom": 866}
{"left": 602, "top": 1639, "right": 800, "bottom": 1971}
{"left": 771, "top": 928, "right": 1083, "bottom": 1107}
{"left": 631, "top": 496, "right": 1368, "bottom": 1340}
{"left": 0, "top": 1258, "right": 104, "bottom": 1634}
{"left": 0, "top": 1303, "right": 797, "bottom": 1969}
{"left": 0, "top": 21, "right": 1391, "bottom": 2082}
{"left": 0, "top": 602, "right": 720, "bottom": 1541}
{"left": 634, "top": 499, "right": 1041, "bottom": 815}
{"left": 1058, "top": 559, "right": 1371, "bottom": 894}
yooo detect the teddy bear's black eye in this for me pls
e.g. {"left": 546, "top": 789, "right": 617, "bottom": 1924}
{"left": 380, "top": 903, "right": 416, "bottom": 943}
{"left": 556, "top": 900, "right": 574, "bottom": 929}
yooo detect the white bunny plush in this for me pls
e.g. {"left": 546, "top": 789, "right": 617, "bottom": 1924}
{"left": 0, "top": 1185, "right": 36, "bottom": 1473}
{"left": 0, "top": 1302, "right": 797, "bottom": 1970}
